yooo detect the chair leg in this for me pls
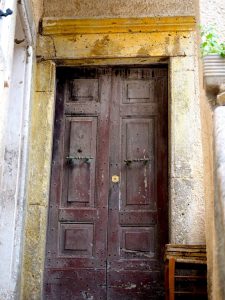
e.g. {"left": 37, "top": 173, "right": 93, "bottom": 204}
{"left": 168, "top": 257, "right": 175, "bottom": 300}
{"left": 165, "top": 261, "right": 169, "bottom": 300}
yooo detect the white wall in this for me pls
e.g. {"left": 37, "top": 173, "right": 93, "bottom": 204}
{"left": 0, "top": 1, "right": 34, "bottom": 299}
{"left": 0, "top": 0, "right": 17, "bottom": 190}
{"left": 200, "top": 0, "right": 225, "bottom": 40}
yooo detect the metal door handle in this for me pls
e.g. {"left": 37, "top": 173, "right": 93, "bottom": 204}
{"left": 66, "top": 156, "right": 94, "bottom": 165}
{"left": 124, "top": 158, "right": 151, "bottom": 166}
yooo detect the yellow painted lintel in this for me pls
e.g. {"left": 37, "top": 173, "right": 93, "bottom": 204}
{"left": 41, "top": 16, "right": 196, "bottom": 36}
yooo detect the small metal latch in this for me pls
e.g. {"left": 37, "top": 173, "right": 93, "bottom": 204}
{"left": 66, "top": 156, "right": 94, "bottom": 165}
{"left": 0, "top": 9, "right": 13, "bottom": 18}
{"left": 124, "top": 158, "right": 151, "bottom": 166}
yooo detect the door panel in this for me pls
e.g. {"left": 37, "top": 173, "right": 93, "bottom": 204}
{"left": 107, "top": 68, "right": 168, "bottom": 299}
{"left": 65, "top": 117, "right": 97, "bottom": 205}
{"left": 121, "top": 118, "right": 155, "bottom": 208}
{"left": 45, "top": 269, "right": 106, "bottom": 300}
{"left": 44, "top": 68, "right": 111, "bottom": 299}
{"left": 43, "top": 67, "right": 168, "bottom": 300}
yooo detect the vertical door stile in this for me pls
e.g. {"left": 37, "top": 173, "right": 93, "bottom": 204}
{"left": 97, "top": 69, "right": 112, "bottom": 290}
{"left": 107, "top": 68, "right": 122, "bottom": 268}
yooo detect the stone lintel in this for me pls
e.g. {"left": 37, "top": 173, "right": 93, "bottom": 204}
{"left": 41, "top": 16, "right": 196, "bottom": 36}
{"left": 37, "top": 31, "right": 195, "bottom": 61}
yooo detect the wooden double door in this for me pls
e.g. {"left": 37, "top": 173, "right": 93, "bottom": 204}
{"left": 44, "top": 66, "right": 168, "bottom": 300}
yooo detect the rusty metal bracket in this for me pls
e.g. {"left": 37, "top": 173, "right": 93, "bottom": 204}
{"left": 0, "top": 8, "right": 13, "bottom": 18}
{"left": 66, "top": 156, "right": 94, "bottom": 165}
{"left": 124, "top": 158, "right": 151, "bottom": 166}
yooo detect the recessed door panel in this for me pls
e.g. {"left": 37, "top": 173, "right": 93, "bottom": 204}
{"left": 121, "top": 118, "right": 155, "bottom": 209}
{"left": 65, "top": 117, "right": 97, "bottom": 205}
{"left": 68, "top": 78, "right": 99, "bottom": 102}
{"left": 123, "top": 79, "right": 155, "bottom": 103}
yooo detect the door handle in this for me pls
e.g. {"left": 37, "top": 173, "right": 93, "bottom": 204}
{"left": 66, "top": 156, "right": 94, "bottom": 165}
{"left": 124, "top": 158, "right": 151, "bottom": 166}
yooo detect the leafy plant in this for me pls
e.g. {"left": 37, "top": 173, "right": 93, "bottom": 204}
{"left": 200, "top": 26, "right": 225, "bottom": 57}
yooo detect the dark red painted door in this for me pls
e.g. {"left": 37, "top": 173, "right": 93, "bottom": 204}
{"left": 44, "top": 67, "right": 168, "bottom": 300}
{"left": 107, "top": 68, "right": 168, "bottom": 299}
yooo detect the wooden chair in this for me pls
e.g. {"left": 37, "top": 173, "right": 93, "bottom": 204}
{"left": 164, "top": 244, "right": 207, "bottom": 300}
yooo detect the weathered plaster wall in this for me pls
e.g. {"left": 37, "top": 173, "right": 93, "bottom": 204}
{"left": 44, "top": 0, "right": 195, "bottom": 18}
{"left": 200, "top": 0, "right": 225, "bottom": 39}
{"left": 30, "top": 0, "right": 43, "bottom": 26}
{"left": 0, "top": 0, "right": 43, "bottom": 299}
{"left": 0, "top": 0, "right": 17, "bottom": 193}
{"left": 0, "top": 2, "right": 22, "bottom": 299}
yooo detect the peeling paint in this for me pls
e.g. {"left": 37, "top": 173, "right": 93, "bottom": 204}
{"left": 81, "top": 291, "right": 94, "bottom": 300}
{"left": 124, "top": 283, "right": 137, "bottom": 290}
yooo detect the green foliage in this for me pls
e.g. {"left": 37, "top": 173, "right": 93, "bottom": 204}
{"left": 200, "top": 26, "right": 225, "bottom": 57}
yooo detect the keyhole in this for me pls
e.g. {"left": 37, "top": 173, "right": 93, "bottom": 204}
{"left": 77, "top": 148, "right": 82, "bottom": 153}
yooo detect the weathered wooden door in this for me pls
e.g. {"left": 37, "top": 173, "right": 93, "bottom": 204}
{"left": 44, "top": 67, "right": 168, "bottom": 300}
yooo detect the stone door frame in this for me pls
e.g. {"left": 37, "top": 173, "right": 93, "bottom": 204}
{"left": 21, "top": 16, "right": 205, "bottom": 299}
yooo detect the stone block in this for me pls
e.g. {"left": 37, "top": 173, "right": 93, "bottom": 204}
{"left": 27, "top": 91, "right": 55, "bottom": 206}
{"left": 37, "top": 35, "right": 56, "bottom": 59}
{"left": 170, "top": 55, "right": 197, "bottom": 72}
{"left": 37, "top": 31, "right": 195, "bottom": 60}
{"left": 36, "top": 60, "right": 56, "bottom": 92}
{"left": 170, "top": 177, "right": 205, "bottom": 244}
{"left": 22, "top": 205, "right": 48, "bottom": 300}
{"left": 170, "top": 58, "right": 204, "bottom": 180}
